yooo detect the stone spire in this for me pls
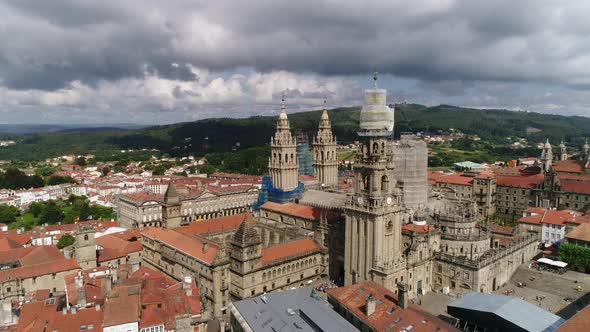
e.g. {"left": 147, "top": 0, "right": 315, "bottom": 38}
{"left": 268, "top": 98, "right": 299, "bottom": 191}
{"left": 232, "top": 216, "right": 261, "bottom": 245}
{"left": 559, "top": 140, "right": 567, "bottom": 161}
{"left": 164, "top": 181, "right": 180, "bottom": 205}
{"left": 540, "top": 139, "right": 553, "bottom": 173}
{"left": 313, "top": 99, "right": 338, "bottom": 187}
{"left": 163, "top": 181, "right": 181, "bottom": 229}
{"left": 230, "top": 216, "right": 261, "bottom": 274}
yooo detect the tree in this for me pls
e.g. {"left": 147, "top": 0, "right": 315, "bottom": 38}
{"left": 101, "top": 166, "right": 110, "bottom": 177}
{"left": 40, "top": 201, "right": 64, "bottom": 224}
{"left": 47, "top": 175, "right": 75, "bottom": 185}
{"left": 152, "top": 165, "right": 166, "bottom": 175}
{"left": 74, "top": 156, "right": 87, "bottom": 166}
{"left": 28, "top": 202, "right": 45, "bottom": 217}
{"left": 199, "top": 164, "right": 216, "bottom": 175}
{"left": 57, "top": 234, "right": 75, "bottom": 249}
{"left": 0, "top": 205, "right": 19, "bottom": 224}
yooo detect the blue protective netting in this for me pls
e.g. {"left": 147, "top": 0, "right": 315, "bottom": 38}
{"left": 252, "top": 176, "right": 304, "bottom": 210}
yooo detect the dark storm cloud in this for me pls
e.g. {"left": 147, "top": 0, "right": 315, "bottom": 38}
{"left": 2, "top": 0, "right": 590, "bottom": 91}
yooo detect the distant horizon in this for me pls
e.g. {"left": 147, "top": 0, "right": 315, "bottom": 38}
{"left": 2, "top": 102, "right": 589, "bottom": 128}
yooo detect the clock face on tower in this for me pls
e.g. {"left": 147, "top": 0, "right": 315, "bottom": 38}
{"left": 386, "top": 196, "right": 393, "bottom": 205}
{"left": 357, "top": 196, "right": 364, "bottom": 205}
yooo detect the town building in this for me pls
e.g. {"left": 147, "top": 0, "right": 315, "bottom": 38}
{"left": 229, "top": 287, "right": 358, "bottom": 332}
{"left": 326, "top": 281, "right": 458, "bottom": 332}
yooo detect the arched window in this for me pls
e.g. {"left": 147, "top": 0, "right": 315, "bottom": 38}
{"left": 321, "top": 151, "right": 325, "bottom": 161}
{"left": 285, "top": 154, "right": 288, "bottom": 162}
{"left": 381, "top": 142, "right": 385, "bottom": 154}
{"left": 279, "top": 154, "right": 282, "bottom": 162}
{"left": 263, "top": 272, "right": 267, "bottom": 280}
{"left": 291, "top": 153, "right": 294, "bottom": 161}
{"left": 381, "top": 175, "right": 389, "bottom": 192}
{"left": 373, "top": 142, "right": 379, "bottom": 154}
{"left": 282, "top": 267, "right": 286, "bottom": 274}
{"left": 364, "top": 176, "right": 370, "bottom": 191}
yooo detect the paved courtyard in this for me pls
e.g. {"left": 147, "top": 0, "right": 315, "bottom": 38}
{"left": 416, "top": 264, "right": 590, "bottom": 321}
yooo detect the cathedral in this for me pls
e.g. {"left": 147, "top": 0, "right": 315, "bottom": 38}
{"left": 260, "top": 76, "right": 539, "bottom": 299}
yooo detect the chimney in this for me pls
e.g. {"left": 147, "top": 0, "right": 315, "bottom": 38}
{"left": 75, "top": 271, "right": 83, "bottom": 290}
{"left": 183, "top": 276, "right": 193, "bottom": 296}
{"left": 62, "top": 307, "right": 67, "bottom": 315}
{"left": 95, "top": 303, "right": 101, "bottom": 311}
{"left": 397, "top": 283, "right": 409, "bottom": 309}
{"left": 202, "top": 242, "right": 209, "bottom": 253}
{"left": 106, "top": 274, "right": 113, "bottom": 293}
{"left": 71, "top": 306, "right": 77, "bottom": 315}
{"left": 77, "top": 288, "right": 87, "bottom": 308}
{"left": 365, "top": 297, "right": 376, "bottom": 316}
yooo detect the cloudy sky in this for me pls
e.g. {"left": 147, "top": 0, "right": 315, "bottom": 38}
{"left": 1, "top": 0, "right": 590, "bottom": 124}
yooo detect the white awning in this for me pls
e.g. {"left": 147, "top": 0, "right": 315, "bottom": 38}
{"left": 537, "top": 257, "right": 568, "bottom": 268}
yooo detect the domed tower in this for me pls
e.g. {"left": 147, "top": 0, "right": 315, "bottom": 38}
{"left": 540, "top": 139, "right": 553, "bottom": 173}
{"left": 268, "top": 99, "right": 299, "bottom": 191}
{"left": 343, "top": 74, "right": 405, "bottom": 289}
{"left": 559, "top": 140, "right": 567, "bottom": 161}
{"left": 313, "top": 100, "right": 338, "bottom": 187}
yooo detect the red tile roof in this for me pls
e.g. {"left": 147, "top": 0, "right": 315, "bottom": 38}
{"left": 142, "top": 227, "right": 219, "bottom": 265}
{"left": 261, "top": 202, "right": 340, "bottom": 221}
{"left": 524, "top": 207, "right": 547, "bottom": 214}
{"left": 401, "top": 223, "right": 435, "bottom": 233}
{"left": 519, "top": 209, "right": 586, "bottom": 226}
{"left": 326, "top": 281, "right": 458, "bottom": 332}
{"left": 261, "top": 238, "right": 321, "bottom": 265}
{"left": 496, "top": 173, "right": 544, "bottom": 188}
{"left": 17, "top": 299, "right": 103, "bottom": 332}
{"left": 489, "top": 224, "right": 515, "bottom": 236}
{"left": 0, "top": 258, "right": 80, "bottom": 282}
{"left": 103, "top": 284, "right": 141, "bottom": 327}
{"left": 174, "top": 212, "right": 256, "bottom": 236}
{"left": 96, "top": 232, "right": 142, "bottom": 263}
{"left": 556, "top": 302, "right": 590, "bottom": 331}
{"left": 565, "top": 223, "right": 590, "bottom": 243}
{"left": 561, "top": 180, "right": 590, "bottom": 194}
{"left": 553, "top": 160, "right": 586, "bottom": 174}
{"left": 430, "top": 172, "right": 474, "bottom": 186}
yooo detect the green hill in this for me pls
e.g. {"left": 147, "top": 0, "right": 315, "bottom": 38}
{"left": 1, "top": 104, "right": 589, "bottom": 162}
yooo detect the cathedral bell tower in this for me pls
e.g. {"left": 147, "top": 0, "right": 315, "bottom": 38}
{"left": 313, "top": 100, "right": 338, "bottom": 187}
{"left": 559, "top": 141, "right": 567, "bottom": 161}
{"left": 268, "top": 99, "right": 299, "bottom": 191}
{"left": 162, "top": 181, "right": 182, "bottom": 230}
{"left": 540, "top": 139, "right": 553, "bottom": 173}
{"left": 343, "top": 75, "right": 406, "bottom": 289}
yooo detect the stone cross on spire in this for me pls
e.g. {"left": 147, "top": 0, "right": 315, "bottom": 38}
{"left": 373, "top": 72, "right": 378, "bottom": 88}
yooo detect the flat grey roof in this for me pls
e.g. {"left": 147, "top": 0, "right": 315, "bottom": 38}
{"left": 232, "top": 287, "right": 358, "bottom": 332}
{"left": 448, "top": 292, "right": 565, "bottom": 332}
{"left": 300, "top": 190, "right": 347, "bottom": 210}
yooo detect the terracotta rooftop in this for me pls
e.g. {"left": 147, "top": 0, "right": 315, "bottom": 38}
{"left": 553, "top": 160, "right": 586, "bottom": 174}
{"left": 17, "top": 298, "right": 103, "bottom": 332}
{"left": 0, "top": 258, "right": 80, "bottom": 282}
{"left": 555, "top": 303, "right": 590, "bottom": 331}
{"left": 103, "top": 284, "right": 141, "bottom": 328}
{"left": 561, "top": 180, "right": 590, "bottom": 194}
{"left": 142, "top": 227, "right": 219, "bottom": 265}
{"left": 326, "top": 281, "right": 459, "bottom": 332}
{"left": 518, "top": 209, "right": 587, "bottom": 226}
{"left": 489, "top": 224, "right": 515, "bottom": 236}
{"left": 524, "top": 207, "right": 547, "bottom": 214}
{"left": 496, "top": 173, "right": 545, "bottom": 189}
{"left": 430, "top": 172, "right": 474, "bottom": 186}
{"left": 174, "top": 212, "right": 256, "bottom": 236}
{"left": 121, "top": 192, "right": 163, "bottom": 203}
{"left": 261, "top": 238, "right": 321, "bottom": 265}
{"left": 96, "top": 233, "right": 142, "bottom": 263}
{"left": 261, "top": 201, "right": 340, "bottom": 221}
{"left": 401, "top": 223, "right": 436, "bottom": 233}
{"left": 565, "top": 223, "right": 590, "bottom": 243}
